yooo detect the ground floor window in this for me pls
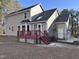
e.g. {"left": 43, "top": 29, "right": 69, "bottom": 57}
{"left": 18, "top": 26, "right": 20, "bottom": 31}
{"left": 3, "top": 30, "right": 5, "bottom": 34}
{"left": 37, "top": 24, "right": 42, "bottom": 31}
{"left": 38, "top": 25, "right": 41, "bottom": 30}
{"left": 22, "top": 25, "right": 25, "bottom": 31}
{"left": 27, "top": 25, "right": 29, "bottom": 31}
{"left": 12, "top": 26, "right": 14, "bottom": 31}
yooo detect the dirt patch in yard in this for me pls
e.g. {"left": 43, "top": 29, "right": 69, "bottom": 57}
{"left": 0, "top": 36, "right": 17, "bottom": 42}
{"left": 0, "top": 42, "right": 79, "bottom": 59}
{"left": 0, "top": 36, "right": 79, "bottom": 59}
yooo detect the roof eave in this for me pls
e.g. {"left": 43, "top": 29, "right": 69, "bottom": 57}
{"left": 31, "top": 20, "right": 46, "bottom": 23}
{"left": 55, "top": 21, "right": 67, "bottom": 24}
{"left": 6, "top": 9, "right": 30, "bottom": 17}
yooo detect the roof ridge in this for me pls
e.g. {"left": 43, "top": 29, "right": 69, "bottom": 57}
{"left": 46, "top": 8, "right": 57, "bottom": 11}
{"left": 8, "top": 4, "right": 39, "bottom": 15}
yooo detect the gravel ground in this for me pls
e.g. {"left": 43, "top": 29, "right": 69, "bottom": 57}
{"left": 0, "top": 36, "right": 79, "bottom": 59}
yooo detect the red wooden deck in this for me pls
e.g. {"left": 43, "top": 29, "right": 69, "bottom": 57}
{"left": 17, "top": 30, "right": 49, "bottom": 44}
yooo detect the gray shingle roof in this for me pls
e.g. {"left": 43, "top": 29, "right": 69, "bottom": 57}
{"left": 32, "top": 8, "right": 57, "bottom": 22}
{"left": 21, "top": 19, "right": 30, "bottom": 23}
{"left": 54, "top": 13, "right": 69, "bottom": 22}
{"left": 9, "top": 4, "right": 44, "bottom": 15}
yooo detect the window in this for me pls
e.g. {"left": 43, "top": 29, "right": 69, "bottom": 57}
{"left": 37, "top": 16, "right": 42, "bottom": 20}
{"left": 22, "top": 25, "right": 25, "bottom": 31}
{"left": 18, "top": 26, "right": 20, "bottom": 31}
{"left": 3, "top": 30, "right": 5, "bottom": 34}
{"left": 27, "top": 25, "right": 29, "bottom": 31}
{"left": 22, "top": 25, "right": 25, "bottom": 28}
{"left": 12, "top": 26, "right": 14, "bottom": 31}
{"left": 2, "top": 22, "right": 5, "bottom": 26}
{"left": 38, "top": 25, "right": 41, "bottom": 30}
{"left": 9, "top": 26, "right": 10, "bottom": 30}
{"left": 38, "top": 25, "right": 41, "bottom": 28}
{"left": 24, "top": 13, "right": 27, "bottom": 18}
{"left": 9, "top": 26, "right": 14, "bottom": 31}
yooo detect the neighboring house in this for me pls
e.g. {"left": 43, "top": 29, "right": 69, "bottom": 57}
{"left": 5, "top": 4, "right": 44, "bottom": 36}
{"left": 54, "top": 12, "right": 71, "bottom": 40}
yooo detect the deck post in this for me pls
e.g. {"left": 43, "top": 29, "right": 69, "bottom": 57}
{"left": 39, "top": 30, "right": 41, "bottom": 44}
{"left": 35, "top": 31, "right": 38, "bottom": 44}
{"left": 17, "top": 26, "right": 20, "bottom": 41}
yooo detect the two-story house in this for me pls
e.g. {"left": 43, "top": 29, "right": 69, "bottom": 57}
{"left": 5, "top": 4, "right": 71, "bottom": 44}
{"left": 5, "top": 4, "right": 44, "bottom": 36}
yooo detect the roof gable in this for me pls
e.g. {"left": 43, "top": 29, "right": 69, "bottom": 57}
{"left": 7, "top": 4, "right": 44, "bottom": 16}
{"left": 32, "top": 8, "right": 57, "bottom": 22}
{"left": 54, "top": 13, "right": 70, "bottom": 23}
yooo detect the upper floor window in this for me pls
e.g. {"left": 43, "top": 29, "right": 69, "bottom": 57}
{"left": 24, "top": 13, "right": 27, "bottom": 18}
{"left": 37, "top": 16, "right": 42, "bottom": 20}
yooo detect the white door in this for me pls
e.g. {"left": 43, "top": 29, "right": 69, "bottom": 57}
{"left": 58, "top": 28, "right": 64, "bottom": 39}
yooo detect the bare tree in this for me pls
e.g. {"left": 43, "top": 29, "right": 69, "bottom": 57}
{"left": 0, "top": 0, "right": 21, "bottom": 34}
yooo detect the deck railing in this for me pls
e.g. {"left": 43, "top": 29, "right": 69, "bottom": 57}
{"left": 17, "top": 30, "right": 49, "bottom": 44}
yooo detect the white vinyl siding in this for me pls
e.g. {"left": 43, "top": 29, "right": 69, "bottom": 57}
{"left": 47, "top": 10, "right": 58, "bottom": 30}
